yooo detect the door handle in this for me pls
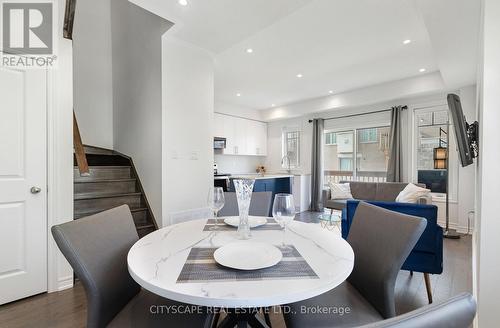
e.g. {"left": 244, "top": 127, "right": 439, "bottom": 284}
{"left": 30, "top": 186, "right": 42, "bottom": 194}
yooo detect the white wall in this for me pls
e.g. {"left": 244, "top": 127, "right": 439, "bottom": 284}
{"left": 47, "top": 0, "right": 75, "bottom": 292}
{"left": 111, "top": 1, "right": 172, "bottom": 223}
{"left": 162, "top": 37, "right": 214, "bottom": 227}
{"left": 262, "top": 72, "right": 446, "bottom": 121}
{"left": 72, "top": 0, "right": 114, "bottom": 149}
{"left": 475, "top": 0, "right": 500, "bottom": 325}
{"left": 215, "top": 101, "right": 263, "bottom": 121}
{"left": 455, "top": 85, "right": 477, "bottom": 233}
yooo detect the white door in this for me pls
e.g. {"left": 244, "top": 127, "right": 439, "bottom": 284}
{"left": 0, "top": 66, "right": 47, "bottom": 304}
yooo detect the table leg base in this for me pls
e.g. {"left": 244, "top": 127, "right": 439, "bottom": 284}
{"left": 217, "top": 309, "right": 270, "bottom": 328}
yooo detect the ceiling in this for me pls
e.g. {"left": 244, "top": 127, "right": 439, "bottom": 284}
{"left": 136, "top": 0, "right": 481, "bottom": 111}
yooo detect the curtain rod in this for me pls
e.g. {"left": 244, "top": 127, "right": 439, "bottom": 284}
{"left": 307, "top": 105, "right": 408, "bottom": 123}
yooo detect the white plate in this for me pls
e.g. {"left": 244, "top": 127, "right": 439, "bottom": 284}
{"left": 223, "top": 216, "right": 268, "bottom": 228}
{"left": 214, "top": 241, "right": 283, "bottom": 270}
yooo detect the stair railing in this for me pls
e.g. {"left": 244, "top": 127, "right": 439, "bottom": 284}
{"left": 63, "top": 0, "right": 76, "bottom": 40}
{"left": 73, "top": 112, "right": 89, "bottom": 176}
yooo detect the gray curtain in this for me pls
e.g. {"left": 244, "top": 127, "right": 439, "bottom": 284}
{"left": 387, "top": 106, "right": 404, "bottom": 182}
{"left": 310, "top": 118, "right": 324, "bottom": 211}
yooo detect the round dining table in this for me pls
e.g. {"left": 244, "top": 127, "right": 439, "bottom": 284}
{"left": 127, "top": 217, "right": 354, "bottom": 327}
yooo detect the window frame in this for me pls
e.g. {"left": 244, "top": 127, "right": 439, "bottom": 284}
{"left": 323, "top": 125, "right": 390, "bottom": 180}
{"left": 325, "top": 132, "right": 337, "bottom": 145}
{"left": 413, "top": 107, "right": 458, "bottom": 200}
{"left": 282, "top": 129, "right": 301, "bottom": 169}
{"left": 358, "top": 128, "right": 378, "bottom": 144}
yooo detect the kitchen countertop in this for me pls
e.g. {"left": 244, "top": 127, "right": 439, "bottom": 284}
{"left": 220, "top": 174, "right": 294, "bottom": 180}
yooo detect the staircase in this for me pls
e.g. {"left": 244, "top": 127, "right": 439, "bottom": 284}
{"left": 73, "top": 146, "right": 157, "bottom": 237}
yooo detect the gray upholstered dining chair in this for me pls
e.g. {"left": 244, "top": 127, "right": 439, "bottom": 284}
{"left": 358, "top": 292, "right": 476, "bottom": 328}
{"left": 51, "top": 205, "right": 213, "bottom": 328}
{"left": 284, "top": 201, "right": 427, "bottom": 328}
{"left": 218, "top": 191, "right": 273, "bottom": 217}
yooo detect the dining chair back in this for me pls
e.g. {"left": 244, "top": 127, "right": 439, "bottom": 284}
{"left": 347, "top": 202, "right": 427, "bottom": 318}
{"left": 51, "top": 205, "right": 140, "bottom": 328}
{"left": 358, "top": 292, "right": 476, "bottom": 328}
{"left": 218, "top": 191, "right": 273, "bottom": 217}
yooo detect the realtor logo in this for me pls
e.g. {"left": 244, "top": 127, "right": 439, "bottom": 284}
{"left": 1, "top": 1, "right": 56, "bottom": 68}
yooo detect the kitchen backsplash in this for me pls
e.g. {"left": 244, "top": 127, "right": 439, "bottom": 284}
{"left": 215, "top": 154, "right": 265, "bottom": 174}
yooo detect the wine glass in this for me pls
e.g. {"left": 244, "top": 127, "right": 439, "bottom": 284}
{"left": 272, "top": 194, "right": 296, "bottom": 248}
{"left": 208, "top": 187, "right": 225, "bottom": 230}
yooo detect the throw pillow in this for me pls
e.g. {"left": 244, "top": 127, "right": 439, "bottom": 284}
{"left": 329, "top": 182, "right": 353, "bottom": 200}
{"left": 396, "top": 183, "right": 431, "bottom": 203}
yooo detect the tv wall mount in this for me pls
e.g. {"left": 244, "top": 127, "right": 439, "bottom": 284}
{"left": 467, "top": 121, "right": 479, "bottom": 158}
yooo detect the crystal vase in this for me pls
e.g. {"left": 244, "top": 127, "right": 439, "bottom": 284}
{"left": 233, "top": 179, "right": 255, "bottom": 240}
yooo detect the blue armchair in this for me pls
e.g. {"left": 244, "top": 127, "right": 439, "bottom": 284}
{"left": 343, "top": 200, "right": 443, "bottom": 303}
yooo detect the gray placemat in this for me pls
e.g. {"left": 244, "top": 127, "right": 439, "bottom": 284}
{"left": 203, "top": 218, "right": 282, "bottom": 231}
{"left": 177, "top": 245, "right": 319, "bottom": 283}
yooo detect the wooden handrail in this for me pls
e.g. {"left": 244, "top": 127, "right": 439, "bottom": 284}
{"left": 63, "top": 0, "right": 77, "bottom": 40}
{"left": 73, "top": 111, "right": 89, "bottom": 176}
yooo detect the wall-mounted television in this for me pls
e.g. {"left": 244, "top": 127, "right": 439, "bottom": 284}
{"left": 447, "top": 94, "right": 479, "bottom": 167}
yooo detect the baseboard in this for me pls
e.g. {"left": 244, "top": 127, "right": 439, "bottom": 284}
{"left": 56, "top": 275, "right": 74, "bottom": 291}
{"left": 437, "top": 219, "right": 472, "bottom": 235}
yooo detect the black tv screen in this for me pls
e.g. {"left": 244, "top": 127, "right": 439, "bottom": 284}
{"left": 447, "top": 94, "right": 474, "bottom": 167}
{"left": 418, "top": 170, "right": 447, "bottom": 193}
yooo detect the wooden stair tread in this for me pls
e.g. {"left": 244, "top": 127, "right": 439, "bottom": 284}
{"left": 136, "top": 224, "right": 155, "bottom": 230}
{"left": 74, "top": 191, "right": 142, "bottom": 200}
{"left": 74, "top": 207, "right": 148, "bottom": 218}
{"left": 74, "top": 178, "right": 136, "bottom": 184}
{"left": 74, "top": 165, "right": 131, "bottom": 169}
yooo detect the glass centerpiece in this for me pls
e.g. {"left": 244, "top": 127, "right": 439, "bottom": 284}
{"left": 233, "top": 179, "right": 255, "bottom": 240}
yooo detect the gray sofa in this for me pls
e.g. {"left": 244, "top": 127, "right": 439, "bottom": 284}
{"left": 323, "top": 181, "right": 430, "bottom": 211}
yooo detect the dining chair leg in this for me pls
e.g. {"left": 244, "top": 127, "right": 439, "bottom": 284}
{"left": 259, "top": 307, "right": 272, "bottom": 327}
{"left": 211, "top": 312, "right": 220, "bottom": 328}
{"left": 424, "top": 272, "right": 433, "bottom": 304}
{"left": 264, "top": 311, "right": 271, "bottom": 328}
{"left": 330, "top": 208, "right": 334, "bottom": 215}
{"left": 248, "top": 313, "right": 270, "bottom": 328}
{"left": 218, "top": 313, "right": 238, "bottom": 328}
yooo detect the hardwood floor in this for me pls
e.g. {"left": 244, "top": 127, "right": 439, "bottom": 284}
{"left": 0, "top": 217, "right": 472, "bottom": 328}
{"left": 0, "top": 283, "right": 87, "bottom": 328}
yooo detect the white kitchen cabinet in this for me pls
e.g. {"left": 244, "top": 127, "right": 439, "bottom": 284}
{"left": 255, "top": 121, "right": 267, "bottom": 156}
{"left": 214, "top": 113, "right": 267, "bottom": 156}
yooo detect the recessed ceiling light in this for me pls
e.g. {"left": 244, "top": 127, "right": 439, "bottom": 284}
{"left": 236, "top": 93, "right": 241, "bottom": 97}
{"left": 419, "top": 68, "right": 426, "bottom": 73}
{"left": 271, "top": 104, "right": 276, "bottom": 107}
{"left": 178, "top": 0, "right": 188, "bottom": 6}
{"left": 328, "top": 90, "right": 334, "bottom": 94}
{"left": 403, "top": 39, "right": 412, "bottom": 45}
{"left": 296, "top": 73, "right": 303, "bottom": 78}
{"left": 246, "top": 48, "right": 253, "bottom": 53}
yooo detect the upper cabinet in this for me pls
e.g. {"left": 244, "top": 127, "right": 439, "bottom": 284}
{"left": 214, "top": 113, "right": 267, "bottom": 156}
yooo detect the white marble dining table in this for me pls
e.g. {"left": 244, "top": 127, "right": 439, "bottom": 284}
{"left": 127, "top": 217, "right": 355, "bottom": 311}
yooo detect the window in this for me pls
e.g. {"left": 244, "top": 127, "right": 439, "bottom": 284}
{"left": 324, "top": 127, "right": 390, "bottom": 184}
{"left": 325, "top": 132, "right": 337, "bottom": 145}
{"left": 358, "top": 128, "right": 378, "bottom": 143}
{"left": 339, "top": 158, "right": 353, "bottom": 171}
{"left": 282, "top": 130, "right": 300, "bottom": 168}
{"left": 415, "top": 110, "right": 450, "bottom": 194}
